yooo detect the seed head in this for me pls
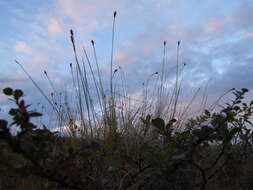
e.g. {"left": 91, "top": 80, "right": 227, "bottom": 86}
{"left": 70, "top": 29, "right": 74, "bottom": 43}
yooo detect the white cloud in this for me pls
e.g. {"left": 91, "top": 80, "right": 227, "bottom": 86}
{"left": 47, "top": 17, "right": 62, "bottom": 36}
{"left": 14, "top": 41, "right": 33, "bottom": 54}
{"left": 57, "top": 0, "right": 118, "bottom": 20}
{"left": 54, "top": 0, "right": 129, "bottom": 34}
{"left": 22, "top": 53, "right": 53, "bottom": 72}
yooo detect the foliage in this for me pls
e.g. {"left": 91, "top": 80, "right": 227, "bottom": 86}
{"left": 0, "top": 87, "right": 253, "bottom": 190}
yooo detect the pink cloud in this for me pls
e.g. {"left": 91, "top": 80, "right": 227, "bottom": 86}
{"left": 14, "top": 41, "right": 33, "bottom": 54}
{"left": 115, "top": 51, "right": 127, "bottom": 62}
{"left": 47, "top": 17, "right": 62, "bottom": 36}
{"left": 205, "top": 19, "right": 224, "bottom": 34}
{"left": 243, "top": 32, "right": 253, "bottom": 39}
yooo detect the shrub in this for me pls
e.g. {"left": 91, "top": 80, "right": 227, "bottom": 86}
{"left": 0, "top": 87, "right": 252, "bottom": 190}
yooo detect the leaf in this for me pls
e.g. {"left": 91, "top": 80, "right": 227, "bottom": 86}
{"left": 30, "top": 112, "right": 43, "bottom": 117}
{"left": 229, "top": 127, "right": 241, "bottom": 137}
{"left": 14, "top": 89, "right": 23, "bottom": 99}
{"left": 3, "top": 88, "right": 13, "bottom": 96}
{"left": 241, "top": 88, "right": 249, "bottom": 93}
{"left": 233, "top": 106, "right": 240, "bottom": 111}
{"left": 9, "top": 108, "right": 18, "bottom": 116}
{"left": 204, "top": 109, "right": 211, "bottom": 117}
{"left": 152, "top": 118, "right": 165, "bottom": 131}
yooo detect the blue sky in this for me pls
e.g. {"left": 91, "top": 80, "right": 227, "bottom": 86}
{"left": 0, "top": 0, "right": 253, "bottom": 121}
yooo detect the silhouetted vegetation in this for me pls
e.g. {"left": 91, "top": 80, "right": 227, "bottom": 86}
{"left": 1, "top": 12, "right": 253, "bottom": 190}
{"left": 0, "top": 87, "right": 252, "bottom": 190}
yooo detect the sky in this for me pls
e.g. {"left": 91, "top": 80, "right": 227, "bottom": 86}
{"left": 0, "top": 0, "right": 253, "bottom": 122}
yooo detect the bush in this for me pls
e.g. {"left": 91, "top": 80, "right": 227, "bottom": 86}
{"left": 0, "top": 87, "right": 253, "bottom": 190}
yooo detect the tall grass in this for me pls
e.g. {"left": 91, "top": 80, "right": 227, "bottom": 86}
{"left": 16, "top": 11, "right": 201, "bottom": 141}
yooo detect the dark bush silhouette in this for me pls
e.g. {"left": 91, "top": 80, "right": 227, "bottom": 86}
{"left": 0, "top": 87, "right": 253, "bottom": 190}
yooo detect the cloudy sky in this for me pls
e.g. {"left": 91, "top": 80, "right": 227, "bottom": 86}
{"left": 0, "top": 0, "right": 253, "bottom": 121}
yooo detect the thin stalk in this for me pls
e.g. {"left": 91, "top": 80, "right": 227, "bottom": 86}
{"left": 209, "top": 88, "right": 235, "bottom": 111}
{"left": 91, "top": 40, "right": 106, "bottom": 108}
{"left": 158, "top": 41, "right": 167, "bottom": 115}
{"left": 83, "top": 46, "right": 102, "bottom": 120}
{"left": 172, "top": 41, "right": 181, "bottom": 118}
{"left": 110, "top": 11, "right": 117, "bottom": 98}
{"left": 15, "top": 60, "right": 60, "bottom": 116}
{"left": 80, "top": 58, "right": 94, "bottom": 137}
{"left": 178, "top": 87, "right": 200, "bottom": 129}
{"left": 70, "top": 29, "right": 86, "bottom": 135}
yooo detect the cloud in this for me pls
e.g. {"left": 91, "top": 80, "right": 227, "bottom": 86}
{"left": 107, "top": 1, "right": 253, "bottom": 102}
{"left": 243, "top": 32, "right": 253, "bottom": 39}
{"left": 229, "top": 3, "right": 253, "bottom": 29}
{"left": 2, "top": 0, "right": 253, "bottom": 124}
{"left": 14, "top": 41, "right": 33, "bottom": 54}
{"left": 202, "top": 3, "right": 253, "bottom": 37}
{"left": 55, "top": 0, "right": 129, "bottom": 34}
{"left": 205, "top": 19, "right": 224, "bottom": 34}
{"left": 0, "top": 75, "right": 26, "bottom": 83}
{"left": 47, "top": 17, "right": 62, "bottom": 36}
